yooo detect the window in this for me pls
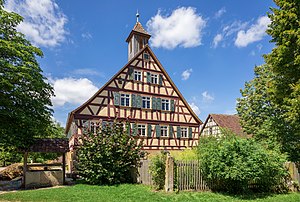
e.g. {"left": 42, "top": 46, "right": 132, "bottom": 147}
{"left": 181, "top": 127, "right": 188, "bottom": 138}
{"left": 142, "top": 96, "right": 151, "bottom": 109}
{"left": 144, "top": 52, "right": 149, "bottom": 60}
{"left": 120, "top": 94, "right": 130, "bottom": 106}
{"left": 161, "top": 126, "right": 168, "bottom": 137}
{"left": 151, "top": 74, "right": 158, "bottom": 84}
{"left": 161, "top": 99, "right": 170, "bottom": 111}
{"left": 209, "top": 127, "right": 213, "bottom": 135}
{"left": 134, "top": 70, "right": 142, "bottom": 81}
{"left": 138, "top": 124, "right": 146, "bottom": 136}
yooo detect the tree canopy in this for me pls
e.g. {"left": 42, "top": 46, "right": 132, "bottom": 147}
{"left": 237, "top": 0, "right": 300, "bottom": 162}
{"left": 0, "top": 0, "right": 54, "bottom": 148}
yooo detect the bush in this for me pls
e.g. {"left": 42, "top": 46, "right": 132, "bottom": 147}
{"left": 76, "top": 121, "right": 143, "bottom": 185}
{"left": 149, "top": 151, "right": 167, "bottom": 190}
{"left": 197, "top": 130, "right": 288, "bottom": 193}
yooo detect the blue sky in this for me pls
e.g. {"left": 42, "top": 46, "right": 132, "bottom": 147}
{"left": 4, "top": 0, "right": 276, "bottom": 126}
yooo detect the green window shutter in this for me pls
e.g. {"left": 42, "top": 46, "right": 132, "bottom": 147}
{"left": 156, "top": 98, "right": 162, "bottom": 110}
{"left": 132, "top": 123, "right": 137, "bottom": 136}
{"left": 152, "top": 97, "right": 157, "bottom": 110}
{"left": 189, "top": 127, "right": 193, "bottom": 139}
{"left": 169, "top": 126, "right": 174, "bottom": 138}
{"left": 170, "top": 100, "right": 175, "bottom": 112}
{"left": 147, "top": 124, "right": 152, "bottom": 138}
{"left": 136, "top": 95, "right": 142, "bottom": 108}
{"left": 147, "top": 72, "right": 151, "bottom": 83}
{"left": 113, "top": 92, "right": 120, "bottom": 106}
{"left": 128, "top": 66, "right": 134, "bottom": 80}
{"left": 159, "top": 74, "right": 163, "bottom": 86}
{"left": 177, "top": 126, "right": 181, "bottom": 139}
{"left": 155, "top": 125, "right": 161, "bottom": 138}
{"left": 126, "top": 122, "right": 131, "bottom": 135}
{"left": 131, "top": 94, "right": 137, "bottom": 108}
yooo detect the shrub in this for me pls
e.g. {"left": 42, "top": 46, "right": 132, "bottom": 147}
{"left": 76, "top": 121, "right": 143, "bottom": 185}
{"left": 149, "top": 151, "right": 167, "bottom": 190}
{"left": 197, "top": 130, "right": 288, "bottom": 193}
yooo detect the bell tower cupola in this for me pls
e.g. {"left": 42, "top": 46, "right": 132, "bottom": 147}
{"left": 126, "top": 12, "right": 151, "bottom": 61}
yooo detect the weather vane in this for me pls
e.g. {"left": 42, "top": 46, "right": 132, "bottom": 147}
{"left": 136, "top": 10, "right": 139, "bottom": 22}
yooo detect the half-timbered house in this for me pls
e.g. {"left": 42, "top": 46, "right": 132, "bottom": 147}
{"left": 65, "top": 18, "right": 202, "bottom": 172}
{"left": 200, "top": 114, "right": 245, "bottom": 137}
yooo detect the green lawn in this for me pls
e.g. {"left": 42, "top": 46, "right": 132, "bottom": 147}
{"left": 0, "top": 184, "right": 299, "bottom": 202}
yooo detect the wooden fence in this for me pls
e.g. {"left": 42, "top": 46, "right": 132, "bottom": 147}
{"left": 176, "top": 160, "right": 210, "bottom": 191}
{"left": 137, "top": 159, "right": 300, "bottom": 192}
{"left": 137, "top": 159, "right": 153, "bottom": 185}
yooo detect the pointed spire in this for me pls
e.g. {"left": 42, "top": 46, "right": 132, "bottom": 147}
{"left": 136, "top": 10, "right": 139, "bottom": 22}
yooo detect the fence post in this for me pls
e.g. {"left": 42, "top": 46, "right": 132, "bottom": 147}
{"left": 165, "top": 154, "right": 174, "bottom": 192}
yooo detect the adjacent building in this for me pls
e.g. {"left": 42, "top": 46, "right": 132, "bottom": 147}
{"left": 200, "top": 114, "right": 245, "bottom": 137}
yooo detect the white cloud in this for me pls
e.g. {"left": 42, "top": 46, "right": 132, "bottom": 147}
{"left": 202, "top": 91, "right": 214, "bottom": 102}
{"left": 81, "top": 32, "right": 92, "bottom": 40}
{"left": 189, "top": 102, "right": 201, "bottom": 116}
{"left": 214, "top": 7, "right": 226, "bottom": 19}
{"left": 181, "top": 68, "right": 193, "bottom": 80}
{"left": 49, "top": 77, "right": 98, "bottom": 107}
{"left": 235, "top": 16, "right": 270, "bottom": 47}
{"left": 212, "top": 34, "right": 223, "bottom": 48}
{"left": 147, "top": 7, "right": 206, "bottom": 49}
{"left": 5, "top": 0, "right": 67, "bottom": 47}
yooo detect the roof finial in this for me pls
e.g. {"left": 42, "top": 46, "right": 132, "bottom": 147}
{"left": 136, "top": 10, "right": 140, "bottom": 22}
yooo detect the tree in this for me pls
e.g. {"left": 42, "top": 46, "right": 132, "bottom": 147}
{"left": 0, "top": 0, "right": 54, "bottom": 148}
{"left": 197, "top": 131, "right": 288, "bottom": 193}
{"left": 237, "top": 0, "right": 300, "bottom": 162}
{"left": 76, "top": 121, "right": 143, "bottom": 185}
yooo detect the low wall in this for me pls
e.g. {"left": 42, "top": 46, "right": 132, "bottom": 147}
{"left": 25, "top": 170, "right": 63, "bottom": 189}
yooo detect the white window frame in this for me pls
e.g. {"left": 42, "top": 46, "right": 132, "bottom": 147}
{"left": 120, "top": 94, "right": 130, "bottom": 107}
{"left": 134, "top": 70, "right": 142, "bottom": 81}
{"left": 151, "top": 74, "right": 158, "bottom": 84}
{"left": 138, "top": 124, "right": 146, "bottom": 136}
{"left": 161, "top": 99, "right": 170, "bottom": 111}
{"left": 181, "top": 127, "right": 188, "bottom": 138}
{"left": 161, "top": 126, "right": 168, "bottom": 137}
{"left": 142, "top": 96, "right": 151, "bottom": 109}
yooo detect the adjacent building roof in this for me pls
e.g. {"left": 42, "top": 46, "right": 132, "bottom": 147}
{"left": 201, "top": 114, "right": 246, "bottom": 136}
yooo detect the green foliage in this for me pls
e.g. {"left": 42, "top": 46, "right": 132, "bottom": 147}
{"left": 237, "top": 0, "right": 300, "bottom": 162}
{"left": 76, "top": 121, "right": 143, "bottom": 185}
{"left": 0, "top": 1, "right": 54, "bottom": 148}
{"left": 0, "top": 146, "right": 22, "bottom": 166}
{"left": 170, "top": 148, "right": 198, "bottom": 161}
{"left": 149, "top": 151, "right": 167, "bottom": 190}
{"left": 197, "top": 131, "right": 288, "bottom": 193}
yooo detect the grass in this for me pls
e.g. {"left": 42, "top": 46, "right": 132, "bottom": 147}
{"left": 0, "top": 184, "right": 299, "bottom": 202}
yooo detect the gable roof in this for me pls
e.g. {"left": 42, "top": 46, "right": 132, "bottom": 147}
{"left": 65, "top": 45, "right": 202, "bottom": 133}
{"left": 200, "top": 114, "right": 245, "bottom": 136}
